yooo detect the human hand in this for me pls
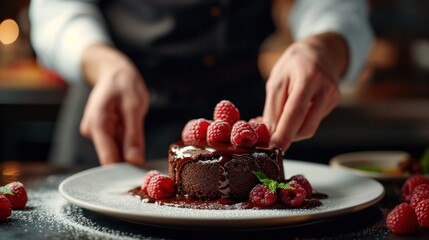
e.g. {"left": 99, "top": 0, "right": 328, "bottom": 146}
{"left": 263, "top": 33, "right": 348, "bottom": 152}
{"left": 80, "top": 44, "right": 149, "bottom": 166}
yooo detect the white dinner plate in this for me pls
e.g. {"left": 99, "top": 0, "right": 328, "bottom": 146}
{"left": 329, "top": 151, "right": 413, "bottom": 180}
{"left": 59, "top": 160, "right": 384, "bottom": 229}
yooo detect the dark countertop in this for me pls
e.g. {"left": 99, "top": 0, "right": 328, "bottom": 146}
{"left": 1, "top": 161, "right": 428, "bottom": 240}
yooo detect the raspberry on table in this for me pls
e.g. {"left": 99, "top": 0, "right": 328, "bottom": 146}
{"left": 413, "top": 183, "right": 429, "bottom": 195}
{"left": 249, "top": 184, "right": 278, "bottom": 207}
{"left": 401, "top": 175, "right": 429, "bottom": 202}
{"left": 230, "top": 121, "right": 258, "bottom": 148}
{"left": 279, "top": 180, "right": 306, "bottom": 208}
{"left": 410, "top": 190, "right": 429, "bottom": 209}
{"left": 0, "top": 181, "right": 28, "bottom": 210}
{"left": 0, "top": 195, "right": 12, "bottom": 221}
{"left": 386, "top": 202, "right": 419, "bottom": 234}
{"left": 181, "top": 118, "right": 211, "bottom": 142}
{"left": 290, "top": 175, "right": 313, "bottom": 199}
{"left": 213, "top": 100, "right": 240, "bottom": 126}
{"left": 249, "top": 122, "right": 270, "bottom": 145}
{"left": 207, "top": 120, "right": 232, "bottom": 143}
{"left": 415, "top": 199, "right": 429, "bottom": 227}
{"left": 147, "top": 175, "right": 176, "bottom": 200}
{"left": 141, "top": 170, "right": 162, "bottom": 193}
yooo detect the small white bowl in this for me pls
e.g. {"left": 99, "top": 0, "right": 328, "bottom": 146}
{"left": 329, "top": 151, "right": 412, "bottom": 180}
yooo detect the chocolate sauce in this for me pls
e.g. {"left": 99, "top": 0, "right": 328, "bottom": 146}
{"left": 129, "top": 187, "right": 325, "bottom": 210}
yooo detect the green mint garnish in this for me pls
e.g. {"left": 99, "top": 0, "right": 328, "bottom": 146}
{"left": 0, "top": 186, "right": 13, "bottom": 195}
{"left": 252, "top": 171, "right": 293, "bottom": 193}
{"left": 278, "top": 182, "right": 294, "bottom": 190}
{"left": 253, "top": 170, "right": 269, "bottom": 182}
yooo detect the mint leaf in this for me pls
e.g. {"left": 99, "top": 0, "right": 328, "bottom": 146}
{"left": 253, "top": 171, "right": 268, "bottom": 182}
{"left": 278, "top": 182, "right": 294, "bottom": 190}
{"left": 253, "top": 170, "right": 278, "bottom": 193}
{"left": 0, "top": 186, "right": 13, "bottom": 195}
{"left": 268, "top": 181, "right": 277, "bottom": 193}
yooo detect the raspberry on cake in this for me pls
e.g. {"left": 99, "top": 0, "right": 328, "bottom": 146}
{"left": 213, "top": 100, "right": 240, "bottom": 126}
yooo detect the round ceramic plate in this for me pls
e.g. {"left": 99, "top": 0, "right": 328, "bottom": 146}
{"left": 59, "top": 160, "right": 384, "bottom": 229}
{"left": 329, "top": 151, "right": 412, "bottom": 180}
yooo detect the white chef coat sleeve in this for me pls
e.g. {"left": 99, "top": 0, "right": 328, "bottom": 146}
{"left": 289, "top": 0, "right": 374, "bottom": 83}
{"left": 29, "top": 0, "right": 112, "bottom": 83}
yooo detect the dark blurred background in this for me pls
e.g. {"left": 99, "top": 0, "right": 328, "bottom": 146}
{"left": 0, "top": 0, "right": 428, "bottom": 164}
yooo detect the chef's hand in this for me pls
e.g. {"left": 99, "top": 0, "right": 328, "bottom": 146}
{"left": 263, "top": 32, "right": 348, "bottom": 152}
{"left": 80, "top": 44, "right": 149, "bottom": 166}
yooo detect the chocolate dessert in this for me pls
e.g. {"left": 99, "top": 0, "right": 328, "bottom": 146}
{"left": 131, "top": 100, "right": 326, "bottom": 210}
{"left": 168, "top": 140, "right": 284, "bottom": 201}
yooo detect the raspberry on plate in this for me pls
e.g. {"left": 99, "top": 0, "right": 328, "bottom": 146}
{"left": 415, "top": 199, "right": 429, "bottom": 227}
{"left": 386, "top": 203, "right": 419, "bottom": 234}
{"left": 249, "top": 122, "right": 270, "bottom": 145}
{"left": 0, "top": 181, "right": 28, "bottom": 210}
{"left": 401, "top": 175, "right": 429, "bottom": 202}
{"left": 410, "top": 190, "right": 429, "bottom": 209}
{"left": 147, "top": 175, "right": 176, "bottom": 200}
{"left": 279, "top": 180, "right": 306, "bottom": 208}
{"left": 213, "top": 100, "right": 240, "bottom": 126}
{"left": 141, "top": 170, "right": 162, "bottom": 193}
{"left": 230, "top": 121, "right": 258, "bottom": 148}
{"left": 181, "top": 118, "right": 211, "bottom": 142}
{"left": 207, "top": 120, "right": 231, "bottom": 143}
{"left": 249, "top": 184, "right": 278, "bottom": 207}
{"left": 0, "top": 195, "right": 12, "bottom": 221}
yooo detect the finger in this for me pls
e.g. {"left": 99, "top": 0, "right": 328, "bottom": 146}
{"left": 122, "top": 94, "right": 145, "bottom": 167}
{"left": 92, "top": 120, "right": 121, "bottom": 165}
{"left": 295, "top": 90, "right": 340, "bottom": 141}
{"left": 262, "top": 76, "right": 288, "bottom": 133}
{"left": 270, "top": 82, "right": 314, "bottom": 151}
{"left": 79, "top": 99, "right": 121, "bottom": 165}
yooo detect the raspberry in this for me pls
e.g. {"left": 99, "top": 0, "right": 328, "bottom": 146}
{"left": 146, "top": 175, "right": 176, "bottom": 200}
{"left": 230, "top": 121, "right": 258, "bottom": 148}
{"left": 279, "top": 180, "right": 306, "bottom": 208}
{"left": 290, "top": 175, "right": 313, "bottom": 199}
{"left": 213, "top": 100, "right": 240, "bottom": 126}
{"left": 248, "top": 116, "right": 263, "bottom": 124}
{"left": 415, "top": 199, "right": 429, "bottom": 227}
{"left": 0, "top": 182, "right": 28, "bottom": 209}
{"left": 207, "top": 120, "right": 231, "bottom": 143}
{"left": 141, "top": 170, "right": 162, "bottom": 193}
{"left": 181, "top": 118, "right": 211, "bottom": 142}
{"left": 0, "top": 195, "right": 12, "bottom": 221}
{"left": 249, "top": 122, "right": 270, "bottom": 145}
{"left": 249, "top": 184, "right": 278, "bottom": 207}
{"left": 386, "top": 203, "right": 419, "bottom": 234}
{"left": 402, "top": 175, "right": 429, "bottom": 202}
{"left": 410, "top": 190, "right": 429, "bottom": 209}
{"left": 413, "top": 183, "right": 429, "bottom": 195}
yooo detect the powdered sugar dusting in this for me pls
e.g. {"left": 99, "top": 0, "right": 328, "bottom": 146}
{"left": 8, "top": 175, "right": 161, "bottom": 240}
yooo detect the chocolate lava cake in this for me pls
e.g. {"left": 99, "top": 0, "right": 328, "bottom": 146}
{"left": 168, "top": 140, "right": 284, "bottom": 201}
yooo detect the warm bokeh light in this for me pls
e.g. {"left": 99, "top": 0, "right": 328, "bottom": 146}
{"left": 0, "top": 19, "right": 20, "bottom": 45}
{"left": 0, "top": 161, "right": 22, "bottom": 184}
